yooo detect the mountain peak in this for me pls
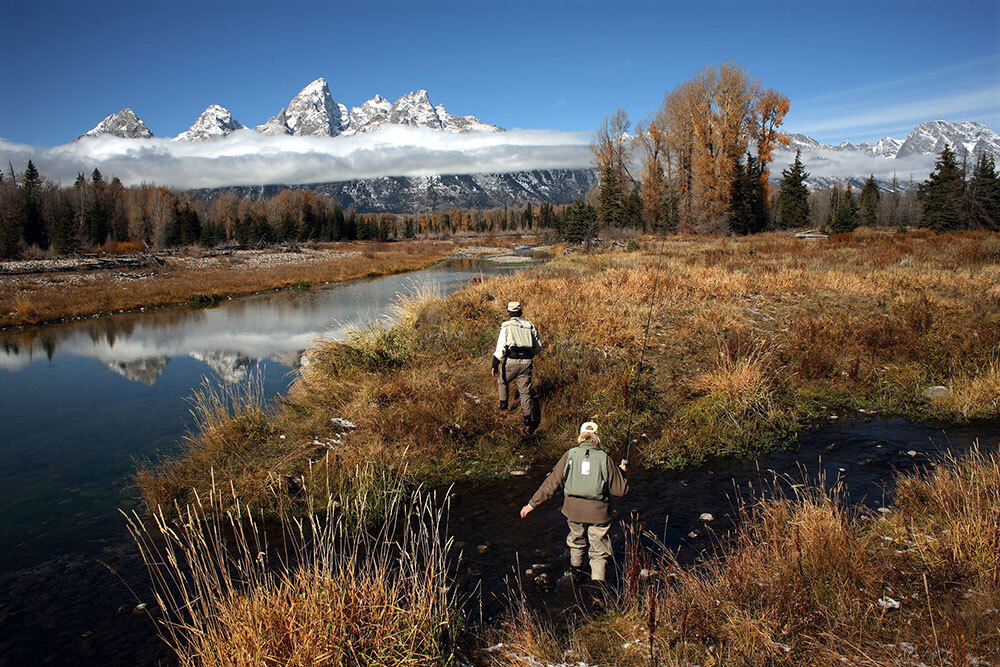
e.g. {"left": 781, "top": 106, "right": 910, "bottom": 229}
{"left": 175, "top": 105, "right": 245, "bottom": 142}
{"left": 260, "top": 78, "right": 345, "bottom": 137}
{"left": 80, "top": 108, "right": 153, "bottom": 139}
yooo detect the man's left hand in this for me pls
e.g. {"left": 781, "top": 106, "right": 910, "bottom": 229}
{"left": 520, "top": 504, "right": 533, "bottom": 518}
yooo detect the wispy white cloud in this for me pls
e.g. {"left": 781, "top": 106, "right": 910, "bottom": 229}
{"left": 0, "top": 126, "right": 593, "bottom": 189}
{"left": 771, "top": 146, "right": 936, "bottom": 183}
{"left": 787, "top": 56, "right": 1000, "bottom": 142}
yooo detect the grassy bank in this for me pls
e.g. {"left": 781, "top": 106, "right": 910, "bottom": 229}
{"left": 127, "top": 469, "right": 459, "bottom": 667}
{"left": 0, "top": 240, "right": 456, "bottom": 328}
{"left": 139, "top": 228, "right": 1000, "bottom": 511}
{"left": 489, "top": 447, "right": 1000, "bottom": 666}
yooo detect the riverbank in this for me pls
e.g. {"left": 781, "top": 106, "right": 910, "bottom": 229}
{"left": 0, "top": 239, "right": 499, "bottom": 329}
{"left": 487, "top": 447, "right": 1000, "bottom": 666}
{"left": 139, "top": 227, "right": 1000, "bottom": 511}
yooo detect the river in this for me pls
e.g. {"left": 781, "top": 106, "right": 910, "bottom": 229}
{"left": 1, "top": 257, "right": 997, "bottom": 665}
{"left": 0, "top": 257, "right": 526, "bottom": 665}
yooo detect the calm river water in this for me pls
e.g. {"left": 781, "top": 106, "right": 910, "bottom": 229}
{"left": 0, "top": 258, "right": 524, "bottom": 665}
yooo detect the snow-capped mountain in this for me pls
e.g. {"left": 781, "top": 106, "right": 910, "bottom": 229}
{"left": 189, "top": 350, "right": 254, "bottom": 383}
{"left": 255, "top": 77, "right": 345, "bottom": 137}
{"left": 175, "top": 105, "right": 245, "bottom": 142}
{"left": 341, "top": 89, "right": 502, "bottom": 135}
{"left": 785, "top": 121, "right": 999, "bottom": 162}
{"left": 198, "top": 168, "right": 598, "bottom": 213}
{"left": 896, "top": 121, "right": 1000, "bottom": 161}
{"left": 80, "top": 109, "right": 153, "bottom": 139}
{"left": 106, "top": 357, "right": 169, "bottom": 385}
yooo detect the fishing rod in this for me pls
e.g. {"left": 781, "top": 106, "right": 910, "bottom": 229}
{"left": 621, "top": 231, "right": 668, "bottom": 464}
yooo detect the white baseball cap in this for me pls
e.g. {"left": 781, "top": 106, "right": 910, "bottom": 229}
{"left": 579, "top": 421, "right": 598, "bottom": 434}
{"left": 507, "top": 301, "right": 522, "bottom": 312}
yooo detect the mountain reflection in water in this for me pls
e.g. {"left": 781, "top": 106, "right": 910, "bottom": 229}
{"left": 0, "top": 258, "right": 514, "bottom": 384}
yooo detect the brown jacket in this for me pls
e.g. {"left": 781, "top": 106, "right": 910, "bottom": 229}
{"left": 528, "top": 448, "right": 628, "bottom": 525}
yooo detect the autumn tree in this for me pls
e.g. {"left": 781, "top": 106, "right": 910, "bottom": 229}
{"left": 657, "top": 63, "right": 789, "bottom": 232}
{"left": 592, "top": 108, "right": 637, "bottom": 230}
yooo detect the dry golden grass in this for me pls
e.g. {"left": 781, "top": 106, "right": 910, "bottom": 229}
{"left": 140, "top": 229, "right": 1000, "bottom": 511}
{"left": 0, "top": 241, "right": 451, "bottom": 328}
{"left": 491, "top": 448, "right": 1000, "bottom": 667}
{"left": 126, "top": 471, "right": 458, "bottom": 667}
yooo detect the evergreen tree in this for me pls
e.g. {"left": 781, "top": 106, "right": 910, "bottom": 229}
{"left": 829, "top": 184, "right": 860, "bottom": 233}
{"left": 728, "top": 154, "right": 768, "bottom": 235}
{"left": 87, "top": 168, "right": 109, "bottom": 246}
{"left": 21, "top": 160, "right": 47, "bottom": 249}
{"left": 49, "top": 190, "right": 79, "bottom": 254}
{"left": 860, "top": 174, "right": 880, "bottom": 227}
{"left": 965, "top": 153, "right": 1000, "bottom": 230}
{"left": 918, "top": 144, "right": 966, "bottom": 231}
{"left": 777, "top": 150, "right": 809, "bottom": 228}
{"left": 597, "top": 166, "right": 625, "bottom": 229}
{"left": 560, "top": 198, "right": 597, "bottom": 243}
{"left": 522, "top": 202, "right": 533, "bottom": 229}
{"left": 177, "top": 204, "right": 202, "bottom": 245}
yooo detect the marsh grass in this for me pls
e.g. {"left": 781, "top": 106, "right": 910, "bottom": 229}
{"left": 490, "top": 448, "right": 1000, "bottom": 667}
{"left": 141, "top": 229, "right": 1000, "bottom": 511}
{"left": 125, "top": 472, "right": 459, "bottom": 666}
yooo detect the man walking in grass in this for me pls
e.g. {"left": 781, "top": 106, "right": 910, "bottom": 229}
{"left": 492, "top": 301, "right": 543, "bottom": 434}
{"left": 520, "top": 421, "right": 628, "bottom": 582}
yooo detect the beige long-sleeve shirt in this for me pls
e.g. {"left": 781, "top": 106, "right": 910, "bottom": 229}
{"left": 528, "top": 448, "right": 628, "bottom": 525}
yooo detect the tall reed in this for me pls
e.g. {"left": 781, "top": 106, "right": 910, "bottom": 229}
{"left": 124, "top": 471, "right": 459, "bottom": 666}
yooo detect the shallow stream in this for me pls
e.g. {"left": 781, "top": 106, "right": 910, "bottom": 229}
{"left": 1, "top": 258, "right": 997, "bottom": 665}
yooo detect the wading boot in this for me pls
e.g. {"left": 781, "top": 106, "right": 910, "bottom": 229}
{"left": 499, "top": 400, "right": 508, "bottom": 411}
{"left": 523, "top": 416, "right": 537, "bottom": 435}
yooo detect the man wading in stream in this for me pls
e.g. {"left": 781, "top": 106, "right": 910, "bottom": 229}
{"left": 492, "top": 301, "right": 543, "bottom": 434}
{"left": 520, "top": 421, "right": 628, "bottom": 582}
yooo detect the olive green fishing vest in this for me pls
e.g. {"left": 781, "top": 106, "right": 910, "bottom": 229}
{"left": 564, "top": 445, "right": 609, "bottom": 500}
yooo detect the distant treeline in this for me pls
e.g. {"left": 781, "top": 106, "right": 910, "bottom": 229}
{"left": 2, "top": 97, "right": 998, "bottom": 258}
{"left": 0, "top": 161, "right": 581, "bottom": 258}
{"left": 592, "top": 62, "right": 1000, "bottom": 237}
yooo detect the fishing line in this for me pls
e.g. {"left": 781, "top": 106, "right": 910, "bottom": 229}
{"left": 622, "top": 231, "right": 668, "bottom": 463}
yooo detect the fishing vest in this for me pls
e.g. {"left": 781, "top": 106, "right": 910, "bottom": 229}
{"left": 564, "top": 445, "right": 609, "bottom": 501}
{"left": 502, "top": 318, "right": 536, "bottom": 356}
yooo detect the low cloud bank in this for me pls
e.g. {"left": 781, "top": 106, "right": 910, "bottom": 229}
{"left": 0, "top": 126, "right": 593, "bottom": 189}
{"left": 0, "top": 125, "right": 940, "bottom": 190}
{"left": 771, "top": 147, "right": 936, "bottom": 185}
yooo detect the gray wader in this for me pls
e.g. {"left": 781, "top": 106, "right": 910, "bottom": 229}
{"left": 566, "top": 521, "right": 612, "bottom": 581}
{"left": 497, "top": 357, "right": 533, "bottom": 419}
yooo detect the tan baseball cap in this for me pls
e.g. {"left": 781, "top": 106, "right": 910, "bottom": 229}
{"left": 507, "top": 301, "right": 522, "bottom": 312}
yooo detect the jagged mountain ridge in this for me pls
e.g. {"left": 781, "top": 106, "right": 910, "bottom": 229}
{"left": 175, "top": 105, "right": 245, "bottom": 142}
{"left": 253, "top": 78, "right": 502, "bottom": 137}
{"left": 784, "top": 121, "right": 999, "bottom": 161}
{"left": 79, "top": 109, "right": 153, "bottom": 140}
{"left": 80, "top": 78, "right": 501, "bottom": 140}
{"left": 196, "top": 168, "right": 599, "bottom": 213}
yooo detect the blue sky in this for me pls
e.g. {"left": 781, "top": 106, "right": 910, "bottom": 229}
{"left": 1, "top": 0, "right": 998, "bottom": 146}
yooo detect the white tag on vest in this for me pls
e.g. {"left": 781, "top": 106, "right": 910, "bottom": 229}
{"left": 581, "top": 460, "right": 591, "bottom": 476}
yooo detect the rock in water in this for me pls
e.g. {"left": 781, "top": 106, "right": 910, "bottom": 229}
{"left": 699, "top": 512, "right": 714, "bottom": 522}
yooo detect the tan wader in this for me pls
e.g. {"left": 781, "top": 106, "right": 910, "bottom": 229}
{"left": 498, "top": 357, "right": 533, "bottom": 419}
{"left": 566, "top": 520, "right": 612, "bottom": 581}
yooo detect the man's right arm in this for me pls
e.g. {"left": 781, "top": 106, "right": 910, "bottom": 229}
{"left": 528, "top": 451, "right": 569, "bottom": 509}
